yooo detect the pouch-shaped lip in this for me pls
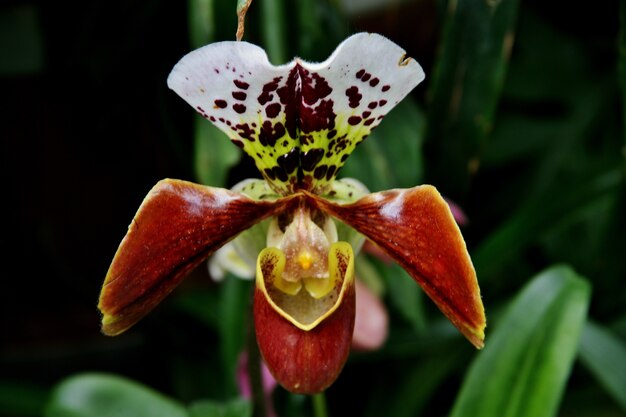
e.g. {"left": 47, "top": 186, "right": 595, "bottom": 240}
{"left": 255, "top": 242, "right": 354, "bottom": 331}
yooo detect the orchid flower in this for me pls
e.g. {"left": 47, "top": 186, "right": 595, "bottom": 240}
{"left": 98, "top": 33, "right": 486, "bottom": 394}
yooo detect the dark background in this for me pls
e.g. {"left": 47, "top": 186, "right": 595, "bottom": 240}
{"left": 1, "top": 0, "right": 623, "bottom": 415}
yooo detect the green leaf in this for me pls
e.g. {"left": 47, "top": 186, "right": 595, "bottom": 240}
{"left": 620, "top": 0, "right": 626, "bottom": 146}
{"left": 188, "top": 0, "right": 214, "bottom": 48}
{"left": 194, "top": 115, "right": 241, "bottom": 187}
{"left": 188, "top": 398, "right": 251, "bottom": 417}
{"left": 450, "top": 265, "right": 591, "bottom": 417}
{"left": 342, "top": 98, "right": 425, "bottom": 192}
{"left": 259, "top": 0, "right": 287, "bottom": 64}
{"left": 0, "top": 380, "right": 48, "bottom": 417}
{"left": 45, "top": 373, "right": 188, "bottom": 417}
{"left": 579, "top": 320, "right": 626, "bottom": 412}
{"left": 0, "top": 5, "right": 44, "bottom": 75}
{"left": 473, "top": 169, "right": 621, "bottom": 282}
{"left": 218, "top": 275, "right": 253, "bottom": 394}
{"left": 378, "top": 259, "right": 426, "bottom": 333}
{"left": 425, "top": 0, "right": 520, "bottom": 196}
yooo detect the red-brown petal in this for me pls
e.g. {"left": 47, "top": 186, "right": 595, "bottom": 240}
{"left": 253, "top": 284, "right": 355, "bottom": 394}
{"left": 307, "top": 186, "right": 486, "bottom": 348}
{"left": 98, "top": 178, "right": 295, "bottom": 336}
{"left": 254, "top": 243, "right": 355, "bottom": 394}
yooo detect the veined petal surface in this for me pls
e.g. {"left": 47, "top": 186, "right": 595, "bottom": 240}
{"left": 307, "top": 186, "right": 486, "bottom": 348}
{"left": 98, "top": 179, "right": 295, "bottom": 336}
{"left": 167, "top": 33, "right": 424, "bottom": 194}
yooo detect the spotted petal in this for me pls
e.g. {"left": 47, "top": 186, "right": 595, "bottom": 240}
{"left": 307, "top": 186, "right": 486, "bottom": 348}
{"left": 167, "top": 32, "right": 424, "bottom": 195}
{"left": 98, "top": 179, "right": 296, "bottom": 336}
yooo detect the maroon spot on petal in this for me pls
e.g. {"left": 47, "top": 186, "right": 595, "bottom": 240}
{"left": 341, "top": 153, "right": 349, "bottom": 162}
{"left": 345, "top": 86, "right": 362, "bottom": 109}
{"left": 361, "top": 72, "right": 371, "bottom": 82}
{"left": 364, "top": 118, "right": 375, "bottom": 126}
{"left": 214, "top": 69, "right": 219, "bottom": 74}
{"left": 382, "top": 85, "right": 391, "bottom": 92}
{"left": 232, "top": 91, "right": 247, "bottom": 101}
{"left": 313, "top": 165, "right": 328, "bottom": 180}
{"left": 196, "top": 106, "right": 205, "bottom": 112}
{"left": 300, "top": 98, "right": 336, "bottom": 134}
{"left": 277, "top": 69, "right": 300, "bottom": 139}
{"left": 231, "top": 139, "right": 244, "bottom": 148}
{"left": 234, "top": 79, "right": 249, "bottom": 90}
{"left": 369, "top": 78, "right": 380, "bottom": 87}
{"left": 264, "top": 168, "right": 276, "bottom": 180}
{"left": 235, "top": 123, "right": 255, "bottom": 141}
{"left": 233, "top": 103, "right": 246, "bottom": 114}
{"left": 301, "top": 148, "right": 324, "bottom": 171}
{"left": 379, "top": 99, "right": 388, "bottom": 106}
{"left": 209, "top": 116, "right": 216, "bottom": 122}
{"left": 266, "top": 102, "right": 281, "bottom": 118}
{"left": 301, "top": 69, "right": 332, "bottom": 105}
{"left": 348, "top": 116, "right": 362, "bottom": 125}
{"left": 259, "top": 121, "right": 286, "bottom": 147}
{"left": 368, "top": 101, "right": 378, "bottom": 110}
{"left": 327, "top": 129, "right": 337, "bottom": 139}
{"left": 214, "top": 99, "right": 227, "bottom": 109}
{"left": 356, "top": 69, "right": 365, "bottom": 79}
{"left": 326, "top": 165, "right": 337, "bottom": 180}
{"left": 272, "top": 166, "right": 288, "bottom": 182}
{"left": 258, "top": 92, "right": 273, "bottom": 106}
{"left": 277, "top": 148, "right": 300, "bottom": 175}
{"left": 362, "top": 111, "right": 371, "bottom": 118}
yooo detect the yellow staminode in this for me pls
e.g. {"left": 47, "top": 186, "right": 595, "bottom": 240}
{"left": 298, "top": 250, "right": 314, "bottom": 270}
{"left": 256, "top": 242, "right": 354, "bottom": 331}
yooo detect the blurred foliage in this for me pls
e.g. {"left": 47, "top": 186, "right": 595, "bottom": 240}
{"left": 1, "top": 0, "right": 625, "bottom": 417}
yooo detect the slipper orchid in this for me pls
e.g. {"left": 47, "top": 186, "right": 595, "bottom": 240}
{"left": 98, "top": 33, "right": 485, "bottom": 394}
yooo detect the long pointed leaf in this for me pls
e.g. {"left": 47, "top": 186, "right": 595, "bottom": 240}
{"left": 450, "top": 265, "right": 590, "bottom": 417}
{"left": 579, "top": 320, "right": 626, "bottom": 412}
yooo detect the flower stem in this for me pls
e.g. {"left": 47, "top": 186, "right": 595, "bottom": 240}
{"left": 248, "top": 314, "right": 267, "bottom": 417}
{"left": 312, "top": 392, "right": 329, "bottom": 417}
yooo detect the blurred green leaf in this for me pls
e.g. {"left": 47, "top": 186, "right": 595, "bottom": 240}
{"left": 363, "top": 349, "right": 463, "bottom": 417}
{"left": 473, "top": 169, "right": 621, "bottom": 282}
{"left": 0, "top": 381, "right": 48, "bottom": 417}
{"left": 0, "top": 5, "right": 43, "bottom": 75}
{"left": 617, "top": 0, "right": 626, "bottom": 146}
{"left": 188, "top": 398, "right": 251, "bottom": 417}
{"left": 342, "top": 98, "right": 425, "bottom": 191}
{"left": 194, "top": 116, "right": 241, "bottom": 187}
{"left": 450, "top": 265, "right": 590, "bottom": 417}
{"left": 381, "top": 260, "right": 427, "bottom": 333}
{"left": 188, "top": 0, "right": 214, "bottom": 47}
{"left": 45, "top": 373, "right": 188, "bottom": 417}
{"left": 218, "top": 275, "right": 253, "bottom": 395}
{"left": 425, "top": 0, "right": 520, "bottom": 196}
{"left": 579, "top": 320, "right": 626, "bottom": 412}
{"left": 259, "top": 0, "right": 287, "bottom": 64}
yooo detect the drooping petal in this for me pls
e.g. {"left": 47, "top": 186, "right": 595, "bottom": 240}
{"left": 254, "top": 242, "right": 355, "bottom": 394}
{"left": 167, "top": 33, "right": 424, "bottom": 194}
{"left": 98, "top": 179, "right": 295, "bottom": 336}
{"left": 306, "top": 186, "right": 486, "bottom": 348}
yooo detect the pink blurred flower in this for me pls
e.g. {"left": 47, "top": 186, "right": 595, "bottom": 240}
{"left": 352, "top": 279, "right": 389, "bottom": 351}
